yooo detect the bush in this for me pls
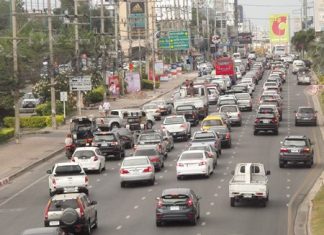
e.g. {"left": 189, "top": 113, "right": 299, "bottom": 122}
{"left": 36, "top": 101, "right": 72, "bottom": 116}
{"left": 3, "top": 115, "right": 64, "bottom": 128}
{"left": 0, "top": 128, "right": 14, "bottom": 142}
{"left": 141, "top": 79, "right": 160, "bottom": 90}
{"left": 84, "top": 86, "right": 105, "bottom": 104}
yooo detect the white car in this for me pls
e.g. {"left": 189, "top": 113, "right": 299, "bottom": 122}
{"left": 219, "top": 105, "right": 242, "bottom": 126}
{"left": 21, "top": 92, "right": 41, "bottom": 108}
{"left": 176, "top": 150, "right": 214, "bottom": 179}
{"left": 72, "top": 147, "right": 106, "bottom": 173}
{"left": 142, "top": 103, "right": 162, "bottom": 120}
{"left": 234, "top": 93, "right": 252, "bottom": 111}
{"left": 210, "top": 78, "right": 227, "bottom": 93}
{"left": 161, "top": 115, "right": 191, "bottom": 141}
{"left": 235, "top": 66, "right": 242, "bottom": 79}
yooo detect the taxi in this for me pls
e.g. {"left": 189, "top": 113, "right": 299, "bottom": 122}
{"left": 201, "top": 114, "right": 226, "bottom": 131}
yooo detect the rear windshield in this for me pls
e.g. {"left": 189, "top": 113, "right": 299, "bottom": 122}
{"left": 180, "top": 152, "right": 204, "bottom": 160}
{"left": 194, "top": 132, "right": 215, "bottom": 139}
{"left": 259, "top": 107, "right": 275, "bottom": 113}
{"left": 162, "top": 194, "right": 189, "bottom": 203}
{"left": 256, "top": 113, "right": 275, "bottom": 119}
{"left": 73, "top": 150, "right": 96, "bottom": 159}
{"left": 134, "top": 149, "right": 157, "bottom": 156}
{"left": 211, "top": 127, "right": 227, "bottom": 133}
{"left": 189, "top": 146, "right": 209, "bottom": 151}
{"left": 283, "top": 139, "right": 306, "bottom": 147}
{"left": 219, "top": 99, "right": 236, "bottom": 105}
{"left": 138, "top": 134, "right": 160, "bottom": 141}
{"left": 49, "top": 199, "right": 78, "bottom": 211}
{"left": 202, "top": 119, "right": 222, "bottom": 126}
{"left": 220, "top": 106, "right": 237, "bottom": 112}
{"left": 93, "top": 134, "right": 116, "bottom": 142}
{"left": 264, "top": 82, "right": 277, "bottom": 87}
{"left": 123, "top": 158, "right": 149, "bottom": 166}
{"left": 55, "top": 165, "right": 83, "bottom": 175}
{"left": 299, "top": 108, "right": 314, "bottom": 113}
{"left": 235, "top": 94, "right": 250, "bottom": 100}
{"left": 177, "top": 105, "right": 194, "bottom": 111}
{"left": 164, "top": 117, "right": 184, "bottom": 125}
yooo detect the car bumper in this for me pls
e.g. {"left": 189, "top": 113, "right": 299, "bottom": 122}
{"left": 99, "top": 147, "right": 122, "bottom": 156}
{"left": 177, "top": 166, "right": 208, "bottom": 176}
{"left": 170, "top": 131, "right": 188, "bottom": 139}
{"left": 78, "top": 162, "right": 101, "bottom": 171}
{"left": 279, "top": 154, "right": 313, "bottom": 163}
{"left": 229, "top": 118, "right": 241, "bottom": 125}
{"left": 120, "top": 173, "right": 154, "bottom": 182}
{"left": 296, "top": 118, "right": 316, "bottom": 125}
{"left": 238, "top": 104, "right": 252, "bottom": 111}
{"left": 52, "top": 186, "right": 88, "bottom": 195}
{"left": 156, "top": 209, "right": 195, "bottom": 222}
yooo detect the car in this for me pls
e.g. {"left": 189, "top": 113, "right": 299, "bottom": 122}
{"left": 175, "top": 104, "right": 199, "bottom": 126}
{"left": 91, "top": 131, "right": 125, "bottom": 160}
{"left": 21, "top": 92, "right": 41, "bottom": 108}
{"left": 260, "top": 99, "right": 283, "bottom": 121}
{"left": 155, "top": 188, "right": 201, "bottom": 226}
{"left": 150, "top": 99, "right": 172, "bottom": 115}
{"left": 161, "top": 128, "right": 174, "bottom": 152}
{"left": 297, "top": 71, "right": 311, "bottom": 85}
{"left": 111, "top": 127, "right": 135, "bottom": 149}
{"left": 119, "top": 156, "right": 155, "bottom": 187}
{"left": 188, "top": 143, "right": 218, "bottom": 167}
{"left": 133, "top": 145, "right": 165, "bottom": 171}
{"left": 71, "top": 147, "right": 106, "bottom": 173}
{"left": 217, "top": 95, "right": 237, "bottom": 108}
{"left": 234, "top": 93, "right": 252, "bottom": 111}
{"left": 44, "top": 193, "right": 98, "bottom": 234}
{"left": 279, "top": 135, "right": 314, "bottom": 168}
{"left": 248, "top": 52, "right": 257, "bottom": 60}
{"left": 161, "top": 115, "right": 191, "bottom": 141}
{"left": 219, "top": 105, "right": 242, "bottom": 126}
{"left": 190, "top": 130, "right": 222, "bottom": 156}
{"left": 207, "top": 86, "right": 219, "bottom": 105}
{"left": 135, "top": 130, "right": 168, "bottom": 157}
{"left": 210, "top": 78, "right": 227, "bottom": 93}
{"left": 176, "top": 150, "right": 214, "bottom": 179}
{"left": 142, "top": 103, "right": 162, "bottom": 121}
{"left": 226, "top": 84, "right": 249, "bottom": 95}
{"left": 295, "top": 106, "right": 317, "bottom": 126}
{"left": 292, "top": 60, "right": 305, "bottom": 74}
{"left": 240, "top": 77, "right": 255, "bottom": 91}
{"left": 209, "top": 112, "right": 232, "bottom": 131}
{"left": 210, "top": 125, "right": 232, "bottom": 148}
{"left": 201, "top": 115, "right": 226, "bottom": 131}
{"left": 21, "top": 227, "right": 65, "bottom": 235}
{"left": 257, "top": 104, "right": 281, "bottom": 122}
{"left": 254, "top": 112, "right": 279, "bottom": 135}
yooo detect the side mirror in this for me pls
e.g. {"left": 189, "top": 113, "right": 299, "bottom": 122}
{"left": 231, "top": 170, "right": 234, "bottom": 175}
{"left": 266, "top": 170, "right": 271, "bottom": 176}
{"left": 47, "top": 169, "right": 52, "bottom": 174}
{"left": 91, "top": 201, "right": 97, "bottom": 205}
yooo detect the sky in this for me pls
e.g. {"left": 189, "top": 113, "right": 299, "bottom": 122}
{"left": 237, "top": 0, "right": 313, "bottom": 34}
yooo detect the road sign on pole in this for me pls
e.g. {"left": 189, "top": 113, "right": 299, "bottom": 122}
{"left": 69, "top": 76, "right": 92, "bottom": 91}
{"left": 159, "top": 30, "right": 190, "bottom": 50}
{"left": 60, "top": 92, "right": 68, "bottom": 101}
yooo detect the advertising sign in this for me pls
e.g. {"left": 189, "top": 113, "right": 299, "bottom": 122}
{"left": 129, "top": 1, "right": 145, "bottom": 39}
{"left": 315, "top": 0, "right": 324, "bottom": 32}
{"left": 106, "top": 72, "right": 120, "bottom": 93}
{"left": 125, "top": 72, "right": 141, "bottom": 93}
{"left": 269, "top": 14, "right": 290, "bottom": 43}
{"left": 69, "top": 76, "right": 92, "bottom": 91}
{"left": 154, "top": 61, "right": 164, "bottom": 75}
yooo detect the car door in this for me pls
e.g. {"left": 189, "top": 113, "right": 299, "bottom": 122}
{"left": 82, "top": 196, "right": 94, "bottom": 224}
{"left": 190, "top": 190, "right": 200, "bottom": 215}
{"left": 204, "top": 151, "right": 214, "bottom": 171}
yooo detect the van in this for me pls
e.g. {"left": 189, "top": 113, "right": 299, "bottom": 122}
{"left": 292, "top": 60, "right": 305, "bottom": 74}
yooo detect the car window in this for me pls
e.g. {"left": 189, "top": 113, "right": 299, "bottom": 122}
{"left": 138, "top": 134, "right": 161, "bottom": 141}
{"left": 123, "top": 158, "right": 149, "bottom": 166}
{"left": 180, "top": 152, "right": 204, "bottom": 160}
{"left": 235, "top": 93, "right": 250, "bottom": 100}
{"left": 176, "top": 105, "right": 194, "bottom": 111}
{"left": 299, "top": 108, "right": 314, "bottom": 113}
{"left": 221, "top": 106, "right": 238, "bottom": 112}
{"left": 259, "top": 107, "right": 274, "bottom": 113}
{"left": 219, "top": 99, "right": 236, "bottom": 105}
{"left": 189, "top": 146, "right": 209, "bottom": 151}
{"left": 202, "top": 119, "right": 222, "bottom": 126}
{"left": 49, "top": 199, "right": 78, "bottom": 211}
{"left": 93, "top": 134, "right": 116, "bottom": 142}
{"left": 134, "top": 149, "right": 157, "bottom": 156}
{"left": 161, "top": 194, "right": 189, "bottom": 203}
{"left": 163, "top": 117, "right": 184, "bottom": 125}
{"left": 73, "top": 150, "right": 95, "bottom": 159}
{"left": 283, "top": 139, "right": 307, "bottom": 147}
{"left": 55, "top": 165, "right": 82, "bottom": 175}
{"left": 194, "top": 132, "right": 215, "bottom": 139}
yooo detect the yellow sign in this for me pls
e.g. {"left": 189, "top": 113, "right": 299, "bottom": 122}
{"left": 269, "top": 14, "right": 289, "bottom": 43}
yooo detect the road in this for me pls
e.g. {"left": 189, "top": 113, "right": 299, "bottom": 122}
{"left": 0, "top": 67, "right": 322, "bottom": 235}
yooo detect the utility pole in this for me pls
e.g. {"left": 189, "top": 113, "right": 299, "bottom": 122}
{"left": 152, "top": 5, "right": 156, "bottom": 91}
{"left": 196, "top": 0, "right": 200, "bottom": 35}
{"left": 12, "top": 0, "right": 20, "bottom": 143}
{"left": 74, "top": 0, "right": 81, "bottom": 116}
{"left": 48, "top": 0, "right": 57, "bottom": 128}
{"left": 100, "top": 0, "right": 107, "bottom": 101}
{"left": 206, "top": 4, "right": 210, "bottom": 60}
{"left": 303, "top": 0, "right": 308, "bottom": 29}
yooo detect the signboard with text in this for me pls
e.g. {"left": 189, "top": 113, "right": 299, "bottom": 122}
{"left": 69, "top": 76, "right": 92, "bottom": 91}
{"left": 269, "top": 14, "right": 289, "bottom": 43}
{"left": 159, "top": 30, "right": 190, "bottom": 50}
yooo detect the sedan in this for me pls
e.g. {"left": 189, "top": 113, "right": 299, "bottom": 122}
{"left": 161, "top": 115, "right": 191, "bottom": 141}
{"left": 142, "top": 103, "right": 162, "bottom": 121}
{"left": 133, "top": 146, "right": 164, "bottom": 171}
{"left": 219, "top": 105, "right": 242, "bottom": 126}
{"left": 234, "top": 93, "right": 252, "bottom": 111}
{"left": 71, "top": 147, "right": 106, "bottom": 173}
{"left": 156, "top": 188, "right": 201, "bottom": 226}
{"left": 188, "top": 144, "right": 217, "bottom": 167}
{"left": 295, "top": 106, "right": 317, "bottom": 126}
{"left": 112, "top": 127, "right": 134, "bottom": 149}
{"left": 176, "top": 150, "right": 214, "bottom": 179}
{"left": 120, "top": 156, "right": 155, "bottom": 187}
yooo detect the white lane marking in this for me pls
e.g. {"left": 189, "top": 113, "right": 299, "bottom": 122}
{"left": 0, "top": 208, "right": 26, "bottom": 213}
{"left": 141, "top": 196, "right": 146, "bottom": 200}
{"left": 116, "top": 225, "right": 122, "bottom": 230}
{"left": 154, "top": 182, "right": 158, "bottom": 185}
{"left": 173, "top": 159, "right": 177, "bottom": 162}
{"left": 214, "top": 193, "right": 218, "bottom": 197}
{"left": 117, "top": 163, "right": 121, "bottom": 166}
{"left": 148, "top": 189, "right": 153, "bottom": 192}
{"left": 169, "top": 164, "right": 174, "bottom": 167}
{"left": 159, "top": 175, "right": 164, "bottom": 179}
{"left": 164, "top": 170, "right": 168, "bottom": 173}
{"left": 287, "top": 172, "right": 291, "bottom": 176}
{"left": 96, "top": 179, "right": 101, "bottom": 182}
{"left": 134, "top": 205, "right": 139, "bottom": 209}
{"left": 103, "top": 173, "right": 108, "bottom": 176}
{"left": 226, "top": 166, "right": 230, "bottom": 170}
{"left": 231, "top": 156, "right": 234, "bottom": 159}
{"left": 287, "top": 179, "right": 291, "bottom": 183}
{"left": 0, "top": 174, "right": 47, "bottom": 207}
{"left": 224, "top": 172, "right": 228, "bottom": 176}
{"left": 210, "top": 202, "right": 215, "bottom": 206}
{"left": 112, "top": 168, "right": 115, "bottom": 170}
{"left": 228, "top": 161, "right": 232, "bottom": 164}
{"left": 286, "top": 194, "right": 291, "bottom": 198}
{"left": 218, "top": 185, "right": 222, "bottom": 189}
{"left": 286, "top": 186, "right": 290, "bottom": 190}
{"left": 201, "top": 222, "right": 206, "bottom": 226}
{"left": 233, "top": 152, "right": 236, "bottom": 155}
{"left": 206, "top": 211, "right": 211, "bottom": 216}
{"left": 126, "top": 215, "right": 130, "bottom": 219}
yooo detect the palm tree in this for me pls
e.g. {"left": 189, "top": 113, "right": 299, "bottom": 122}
{"left": 309, "top": 35, "right": 324, "bottom": 75}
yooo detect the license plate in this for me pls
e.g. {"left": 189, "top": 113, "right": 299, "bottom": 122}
{"left": 245, "top": 194, "right": 252, "bottom": 198}
{"left": 263, "top": 120, "right": 270, "bottom": 123}
{"left": 291, "top": 149, "right": 299, "bottom": 153}
{"left": 170, "top": 206, "right": 180, "bottom": 210}
{"left": 102, "top": 143, "right": 108, "bottom": 146}
{"left": 49, "top": 221, "right": 60, "bottom": 226}
{"left": 64, "top": 187, "right": 77, "bottom": 193}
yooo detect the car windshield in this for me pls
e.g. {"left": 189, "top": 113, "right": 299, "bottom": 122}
{"left": 49, "top": 199, "right": 78, "bottom": 211}
{"left": 221, "top": 106, "right": 237, "bottom": 112}
{"left": 55, "top": 165, "right": 83, "bottom": 176}
{"left": 283, "top": 139, "right": 306, "bottom": 147}
{"left": 235, "top": 94, "right": 250, "bottom": 100}
{"left": 161, "top": 194, "right": 189, "bottom": 203}
{"left": 189, "top": 146, "right": 209, "bottom": 151}
{"left": 113, "top": 128, "right": 130, "bottom": 136}
{"left": 211, "top": 127, "right": 227, "bottom": 133}
{"left": 219, "top": 99, "right": 236, "bottom": 105}
{"left": 180, "top": 152, "right": 204, "bottom": 160}
{"left": 23, "top": 93, "right": 35, "bottom": 99}
{"left": 194, "top": 132, "right": 215, "bottom": 139}
{"left": 123, "top": 158, "right": 149, "bottom": 166}
{"left": 73, "top": 150, "right": 95, "bottom": 159}
{"left": 164, "top": 117, "right": 184, "bottom": 125}
{"left": 259, "top": 107, "right": 275, "bottom": 113}
{"left": 299, "top": 108, "right": 314, "bottom": 113}
{"left": 134, "top": 149, "right": 157, "bottom": 156}
{"left": 177, "top": 105, "right": 194, "bottom": 111}
{"left": 138, "top": 134, "right": 160, "bottom": 141}
{"left": 202, "top": 119, "right": 222, "bottom": 126}
{"left": 94, "top": 134, "right": 116, "bottom": 142}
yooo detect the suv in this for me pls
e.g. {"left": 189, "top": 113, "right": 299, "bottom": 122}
{"left": 175, "top": 105, "right": 199, "bottom": 126}
{"left": 21, "top": 92, "right": 41, "bottom": 108}
{"left": 279, "top": 135, "right": 314, "bottom": 168}
{"left": 92, "top": 131, "right": 125, "bottom": 160}
{"left": 44, "top": 193, "right": 98, "bottom": 235}
{"left": 295, "top": 106, "right": 317, "bottom": 126}
{"left": 161, "top": 115, "right": 191, "bottom": 141}
{"left": 254, "top": 112, "right": 279, "bottom": 135}
{"left": 136, "top": 130, "right": 168, "bottom": 158}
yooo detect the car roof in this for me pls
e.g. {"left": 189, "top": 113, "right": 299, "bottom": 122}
{"left": 162, "top": 188, "right": 191, "bottom": 196}
{"left": 135, "top": 145, "right": 158, "bottom": 150}
{"left": 74, "top": 147, "right": 98, "bottom": 151}
{"left": 21, "top": 227, "right": 61, "bottom": 235}
{"left": 55, "top": 162, "right": 81, "bottom": 167}
{"left": 189, "top": 143, "right": 212, "bottom": 148}
{"left": 285, "top": 135, "right": 307, "bottom": 139}
{"left": 203, "top": 115, "right": 222, "bottom": 120}
{"left": 123, "top": 156, "right": 149, "bottom": 161}
{"left": 51, "top": 193, "right": 84, "bottom": 200}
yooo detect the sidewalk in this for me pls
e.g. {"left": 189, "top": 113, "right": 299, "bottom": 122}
{"left": 0, "top": 72, "right": 196, "bottom": 184}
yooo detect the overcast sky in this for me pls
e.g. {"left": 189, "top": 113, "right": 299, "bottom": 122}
{"left": 237, "top": 0, "right": 313, "bottom": 33}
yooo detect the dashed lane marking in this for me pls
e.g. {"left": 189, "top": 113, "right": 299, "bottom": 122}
{"left": 286, "top": 186, "right": 290, "bottom": 190}
{"left": 286, "top": 194, "right": 291, "bottom": 198}
{"left": 96, "top": 179, "right": 101, "bottom": 182}
{"left": 126, "top": 215, "right": 130, "bottom": 219}
{"left": 134, "top": 205, "right": 139, "bottom": 209}
{"left": 201, "top": 222, "right": 206, "bottom": 226}
{"left": 148, "top": 189, "right": 153, "bottom": 192}
{"left": 214, "top": 193, "right": 218, "bottom": 197}
{"left": 210, "top": 202, "right": 215, "bottom": 206}
{"left": 141, "top": 196, "right": 146, "bottom": 200}
{"left": 116, "top": 225, "right": 122, "bottom": 230}
{"left": 220, "top": 179, "right": 225, "bottom": 182}
{"left": 217, "top": 185, "right": 222, "bottom": 189}
{"left": 206, "top": 211, "right": 211, "bottom": 216}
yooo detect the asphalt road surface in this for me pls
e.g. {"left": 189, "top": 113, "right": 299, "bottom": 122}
{"left": 0, "top": 67, "right": 322, "bottom": 235}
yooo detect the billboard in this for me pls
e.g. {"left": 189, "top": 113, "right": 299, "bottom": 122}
{"left": 269, "top": 14, "right": 289, "bottom": 43}
{"left": 314, "top": 0, "right": 324, "bottom": 32}
{"left": 128, "top": 1, "right": 146, "bottom": 39}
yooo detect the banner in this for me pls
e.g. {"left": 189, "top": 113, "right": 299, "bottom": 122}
{"left": 125, "top": 72, "right": 141, "bottom": 93}
{"left": 269, "top": 14, "right": 289, "bottom": 43}
{"left": 315, "top": 0, "right": 324, "bottom": 32}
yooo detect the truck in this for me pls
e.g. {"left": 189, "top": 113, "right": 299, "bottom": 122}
{"left": 47, "top": 162, "right": 89, "bottom": 196}
{"left": 229, "top": 163, "right": 270, "bottom": 207}
{"left": 213, "top": 56, "right": 236, "bottom": 84}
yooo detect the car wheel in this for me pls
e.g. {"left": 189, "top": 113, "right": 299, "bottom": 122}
{"left": 238, "top": 121, "right": 242, "bottom": 127}
{"left": 102, "top": 163, "right": 106, "bottom": 171}
{"left": 230, "top": 198, "right": 235, "bottom": 207}
{"left": 49, "top": 189, "right": 55, "bottom": 197}
{"left": 149, "top": 177, "right": 155, "bottom": 186}
{"left": 227, "top": 141, "right": 232, "bottom": 148}
{"left": 259, "top": 200, "right": 267, "bottom": 207}
{"left": 120, "top": 181, "right": 126, "bottom": 188}
{"left": 218, "top": 149, "right": 222, "bottom": 155}
{"left": 295, "top": 121, "right": 298, "bottom": 126}
{"left": 177, "top": 175, "right": 183, "bottom": 180}
{"left": 306, "top": 161, "right": 313, "bottom": 168}
{"left": 313, "top": 122, "right": 317, "bottom": 126}
{"left": 93, "top": 212, "right": 98, "bottom": 229}
{"left": 274, "top": 130, "right": 279, "bottom": 135}
{"left": 190, "top": 215, "right": 197, "bottom": 226}
{"left": 156, "top": 220, "right": 162, "bottom": 227}
{"left": 279, "top": 162, "right": 285, "bottom": 168}
{"left": 254, "top": 130, "right": 258, "bottom": 136}
{"left": 83, "top": 221, "right": 91, "bottom": 235}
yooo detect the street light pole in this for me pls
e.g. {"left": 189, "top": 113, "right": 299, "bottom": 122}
{"left": 74, "top": 0, "right": 81, "bottom": 116}
{"left": 100, "top": 0, "right": 107, "bottom": 101}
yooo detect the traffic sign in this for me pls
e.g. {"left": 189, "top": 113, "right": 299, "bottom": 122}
{"left": 69, "top": 76, "right": 92, "bottom": 91}
{"left": 60, "top": 92, "right": 68, "bottom": 101}
{"left": 159, "top": 30, "right": 190, "bottom": 50}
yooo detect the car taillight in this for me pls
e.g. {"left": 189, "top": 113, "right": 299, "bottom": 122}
{"left": 52, "top": 178, "right": 56, "bottom": 187}
{"left": 77, "top": 199, "right": 85, "bottom": 217}
{"left": 111, "top": 141, "right": 118, "bottom": 145}
{"left": 44, "top": 200, "right": 51, "bottom": 220}
{"left": 150, "top": 156, "right": 160, "bottom": 162}
{"left": 271, "top": 118, "right": 277, "bottom": 123}
{"left": 120, "top": 169, "right": 129, "bottom": 174}
{"left": 85, "top": 176, "right": 89, "bottom": 184}
{"left": 199, "top": 161, "right": 207, "bottom": 166}
{"left": 186, "top": 198, "right": 193, "bottom": 207}
{"left": 86, "top": 138, "right": 92, "bottom": 143}
{"left": 157, "top": 199, "right": 163, "bottom": 208}
{"left": 177, "top": 162, "right": 184, "bottom": 167}
{"left": 143, "top": 166, "right": 153, "bottom": 173}
{"left": 255, "top": 118, "right": 260, "bottom": 123}
{"left": 180, "top": 124, "right": 187, "bottom": 129}
{"left": 280, "top": 148, "right": 289, "bottom": 153}
{"left": 302, "top": 148, "right": 310, "bottom": 153}
{"left": 226, "top": 133, "right": 230, "bottom": 139}
{"left": 256, "top": 192, "right": 264, "bottom": 196}
{"left": 93, "top": 156, "right": 98, "bottom": 161}
{"left": 71, "top": 157, "right": 75, "bottom": 162}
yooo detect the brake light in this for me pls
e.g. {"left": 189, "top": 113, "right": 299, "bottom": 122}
{"left": 302, "top": 148, "right": 310, "bottom": 153}
{"left": 256, "top": 192, "right": 264, "bottom": 196}
{"left": 199, "top": 161, "right": 207, "bottom": 166}
{"left": 186, "top": 198, "right": 193, "bottom": 207}
{"left": 71, "top": 157, "right": 75, "bottom": 162}
{"left": 77, "top": 198, "right": 85, "bottom": 217}
{"left": 44, "top": 200, "right": 51, "bottom": 220}
{"left": 226, "top": 133, "right": 230, "bottom": 139}
{"left": 111, "top": 141, "right": 118, "bottom": 145}
{"left": 143, "top": 166, "right": 153, "bottom": 173}
{"left": 85, "top": 176, "right": 89, "bottom": 184}
{"left": 280, "top": 148, "right": 289, "bottom": 153}
{"left": 120, "top": 169, "right": 129, "bottom": 174}
{"left": 177, "top": 162, "right": 184, "bottom": 167}
{"left": 93, "top": 156, "right": 98, "bottom": 161}
{"left": 157, "top": 199, "right": 163, "bottom": 208}
{"left": 255, "top": 118, "right": 260, "bottom": 123}
{"left": 271, "top": 118, "right": 277, "bottom": 123}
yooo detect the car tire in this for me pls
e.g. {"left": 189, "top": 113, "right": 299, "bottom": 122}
{"left": 96, "top": 164, "right": 102, "bottom": 174}
{"left": 306, "top": 161, "right": 313, "bottom": 168}
{"left": 61, "top": 208, "right": 79, "bottom": 226}
{"left": 254, "top": 130, "right": 258, "bottom": 136}
{"left": 83, "top": 221, "right": 91, "bottom": 235}
{"left": 259, "top": 200, "right": 267, "bottom": 208}
{"left": 93, "top": 212, "right": 98, "bottom": 229}
{"left": 279, "top": 162, "right": 285, "bottom": 168}
{"left": 295, "top": 121, "right": 298, "bottom": 126}
{"left": 177, "top": 175, "right": 183, "bottom": 180}
{"left": 230, "top": 198, "right": 235, "bottom": 207}
{"left": 149, "top": 177, "right": 155, "bottom": 186}
{"left": 120, "top": 181, "right": 126, "bottom": 188}
{"left": 274, "top": 130, "right": 278, "bottom": 135}
{"left": 156, "top": 220, "right": 162, "bottom": 227}
{"left": 227, "top": 141, "right": 232, "bottom": 148}
{"left": 190, "top": 215, "right": 197, "bottom": 226}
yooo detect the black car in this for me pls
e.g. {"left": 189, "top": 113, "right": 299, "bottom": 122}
{"left": 295, "top": 106, "right": 317, "bottom": 126}
{"left": 254, "top": 112, "right": 279, "bottom": 135}
{"left": 175, "top": 105, "right": 199, "bottom": 126}
{"left": 156, "top": 188, "right": 201, "bottom": 226}
{"left": 92, "top": 131, "right": 125, "bottom": 159}
{"left": 70, "top": 117, "right": 96, "bottom": 147}
{"left": 133, "top": 146, "right": 165, "bottom": 171}
{"left": 210, "top": 126, "right": 231, "bottom": 148}
{"left": 112, "top": 127, "right": 135, "bottom": 149}
{"left": 279, "top": 135, "right": 314, "bottom": 168}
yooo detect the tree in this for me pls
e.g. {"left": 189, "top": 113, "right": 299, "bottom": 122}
{"left": 291, "top": 28, "right": 315, "bottom": 57}
{"left": 309, "top": 35, "right": 324, "bottom": 74}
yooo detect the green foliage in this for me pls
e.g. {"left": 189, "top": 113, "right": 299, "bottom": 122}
{"left": 35, "top": 101, "right": 72, "bottom": 116}
{"left": 309, "top": 35, "right": 324, "bottom": 75}
{"left": 291, "top": 29, "right": 315, "bottom": 53}
{"left": 141, "top": 79, "right": 160, "bottom": 90}
{"left": 84, "top": 86, "right": 105, "bottom": 104}
{"left": 0, "top": 128, "right": 14, "bottom": 143}
{"left": 3, "top": 115, "right": 64, "bottom": 128}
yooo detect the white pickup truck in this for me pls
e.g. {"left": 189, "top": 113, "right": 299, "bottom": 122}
{"left": 229, "top": 163, "right": 270, "bottom": 207}
{"left": 47, "top": 162, "right": 89, "bottom": 196}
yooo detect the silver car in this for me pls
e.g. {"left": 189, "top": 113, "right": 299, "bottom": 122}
{"left": 219, "top": 105, "right": 242, "bottom": 126}
{"left": 120, "top": 156, "right": 155, "bottom": 187}
{"left": 234, "top": 93, "right": 252, "bottom": 111}
{"left": 161, "top": 115, "right": 191, "bottom": 141}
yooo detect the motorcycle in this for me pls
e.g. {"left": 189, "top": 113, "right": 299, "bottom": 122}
{"left": 65, "top": 144, "right": 76, "bottom": 159}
